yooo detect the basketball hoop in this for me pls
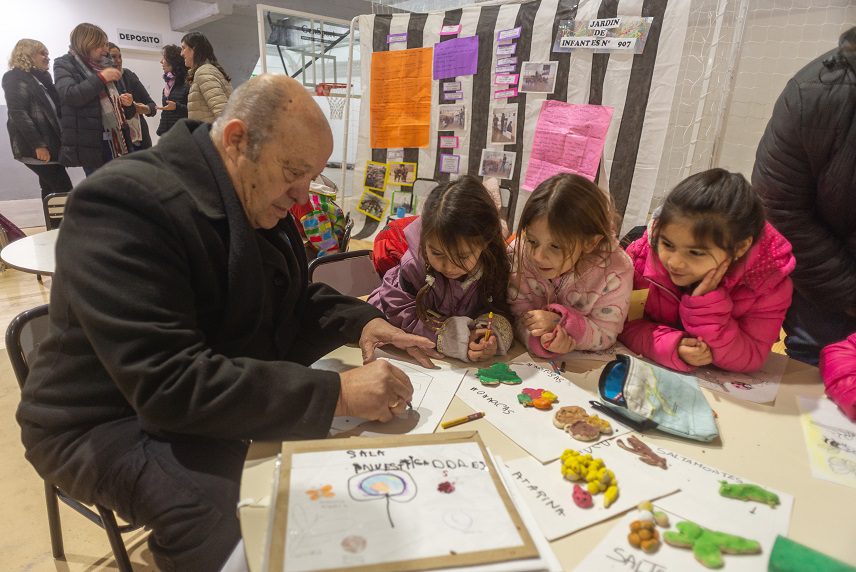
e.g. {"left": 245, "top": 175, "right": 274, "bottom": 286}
{"left": 315, "top": 82, "right": 348, "bottom": 120}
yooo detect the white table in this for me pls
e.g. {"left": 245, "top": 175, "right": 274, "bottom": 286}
{"left": 239, "top": 345, "right": 856, "bottom": 571}
{"left": 0, "top": 229, "right": 58, "bottom": 275}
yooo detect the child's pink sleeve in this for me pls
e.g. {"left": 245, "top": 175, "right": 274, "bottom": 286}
{"left": 545, "top": 249, "right": 634, "bottom": 351}
{"left": 820, "top": 333, "right": 856, "bottom": 421}
{"left": 619, "top": 319, "right": 692, "bottom": 371}
{"left": 679, "top": 277, "right": 792, "bottom": 373}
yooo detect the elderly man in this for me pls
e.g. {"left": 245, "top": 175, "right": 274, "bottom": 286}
{"left": 17, "top": 75, "right": 438, "bottom": 570}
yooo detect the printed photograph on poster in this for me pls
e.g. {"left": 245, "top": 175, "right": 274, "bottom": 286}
{"left": 438, "top": 104, "right": 467, "bottom": 131}
{"left": 479, "top": 149, "right": 516, "bottom": 179}
{"left": 364, "top": 160, "right": 388, "bottom": 191}
{"left": 387, "top": 161, "right": 417, "bottom": 186}
{"left": 439, "top": 135, "right": 459, "bottom": 148}
{"left": 392, "top": 191, "right": 414, "bottom": 216}
{"left": 357, "top": 189, "right": 389, "bottom": 221}
{"left": 490, "top": 106, "right": 518, "bottom": 145}
{"left": 439, "top": 154, "right": 460, "bottom": 174}
{"left": 520, "top": 61, "right": 558, "bottom": 93}
{"left": 443, "top": 81, "right": 462, "bottom": 91}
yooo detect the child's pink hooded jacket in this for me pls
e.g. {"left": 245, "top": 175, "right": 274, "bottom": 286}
{"left": 508, "top": 240, "right": 633, "bottom": 358}
{"left": 619, "top": 222, "right": 795, "bottom": 373}
{"left": 819, "top": 333, "right": 856, "bottom": 421}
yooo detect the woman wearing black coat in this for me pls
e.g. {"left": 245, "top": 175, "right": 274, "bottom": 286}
{"left": 3, "top": 39, "right": 72, "bottom": 198}
{"left": 54, "top": 23, "right": 133, "bottom": 175}
{"left": 108, "top": 43, "right": 157, "bottom": 150}
{"left": 156, "top": 44, "right": 189, "bottom": 135}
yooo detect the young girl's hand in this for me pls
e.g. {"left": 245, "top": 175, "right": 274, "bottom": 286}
{"left": 524, "top": 310, "right": 561, "bottom": 336}
{"left": 677, "top": 337, "right": 713, "bottom": 366}
{"left": 541, "top": 326, "right": 575, "bottom": 355}
{"left": 692, "top": 258, "right": 730, "bottom": 296}
{"left": 467, "top": 328, "right": 498, "bottom": 362}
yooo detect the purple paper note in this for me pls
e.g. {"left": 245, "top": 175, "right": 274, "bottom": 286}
{"left": 440, "top": 154, "right": 460, "bottom": 173}
{"left": 523, "top": 100, "right": 614, "bottom": 190}
{"left": 433, "top": 36, "right": 479, "bottom": 80}
{"left": 496, "top": 44, "right": 517, "bottom": 56}
{"left": 497, "top": 27, "right": 522, "bottom": 42}
{"left": 387, "top": 33, "right": 408, "bottom": 44}
{"left": 443, "top": 91, "right": 464, "bottom": 101}
{"left": 495, "top": 64, "right": 517, "bottom": 73}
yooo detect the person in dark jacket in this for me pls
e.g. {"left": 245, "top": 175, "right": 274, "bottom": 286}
{"left": 752, "top": 27, "right": 856, "bottom": 365}
{"left": 17, "top": 74, "right": 439, "bottom": 571}
{"left": 156, "top": 43, "right": 188, "bottom": 135}
{"left": 2, "top": 39, "right": 72, "bottom": 199}
{"left": 107, "top": 43, "right": 156, "bottom": 150}
{"left": 54, "top": 23, "right": 133, "bottom": 175}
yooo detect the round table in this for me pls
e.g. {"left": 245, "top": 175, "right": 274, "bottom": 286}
{"left": 1, "top": 229, "right": 58, "bottom": 275}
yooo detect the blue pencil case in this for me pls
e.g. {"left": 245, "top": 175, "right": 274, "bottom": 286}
{"left": 596, "top": 354, "right": 719, "bottom": 442}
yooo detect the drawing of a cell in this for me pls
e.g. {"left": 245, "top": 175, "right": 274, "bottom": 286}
{"left": 341, "top": 535, "right": 367, "bottom": 554}
{"left": 348, "top": 470, "right": 417, "bottom": 527}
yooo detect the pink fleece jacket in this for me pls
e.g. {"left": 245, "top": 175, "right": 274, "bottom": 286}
{"left": 619, "top": 223, "right": 795, "bottom": 373}
{"left": 508, "top": 240, "right": 633, "bottom": 358}
{"left": 819, "top": 333, "right": 856, "bottom": 421}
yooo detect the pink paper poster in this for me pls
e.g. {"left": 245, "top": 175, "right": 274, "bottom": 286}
{"left": 523, "top": 100, "right": 613, "bottom": 190}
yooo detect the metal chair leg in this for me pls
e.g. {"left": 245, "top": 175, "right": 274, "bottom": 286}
{"left": 97, "top": 505, "right": 134, "bottom": 572}
{"left": 44, "top": 482, "right": 64, "bottom": 559}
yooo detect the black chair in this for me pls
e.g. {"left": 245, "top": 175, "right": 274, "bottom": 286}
{"left": 42, "top": 192, "right": 68, "bottom": 231}
{"left": 6, "top": 305, "right": 138, "bottom": 571}
{"left": 340, "top": 215, "right": 354, "bottom": 252}
{"left": 308, "top": 250, "right": 381, "bottom": 298}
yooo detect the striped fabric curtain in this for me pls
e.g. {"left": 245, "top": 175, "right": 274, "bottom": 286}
{"left": 353, "top": 0, "right": 690, "bottom": 240}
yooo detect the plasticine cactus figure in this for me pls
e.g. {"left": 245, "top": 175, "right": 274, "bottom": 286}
{"left": 663, "top": 520, "right": 761, "bottom": 569}
{"left": 718, "top": 481, "right": 780, "bottom": 507}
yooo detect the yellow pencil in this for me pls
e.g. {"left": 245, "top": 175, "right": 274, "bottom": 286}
{"left": 441, "top": 411, "right": 485, "bottom": 429}
{"left": 484, "top": 311, "right": 494, "bottom": 342}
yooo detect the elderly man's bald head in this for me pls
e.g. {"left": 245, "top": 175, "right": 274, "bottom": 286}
{"left": 211, "top": 74, "right": 332, "bottom": 161}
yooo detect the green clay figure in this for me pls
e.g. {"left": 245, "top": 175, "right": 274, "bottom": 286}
{"left": 477, "top": 363, "right": 522, "bottom": 386}
{"left": 663, "top": 521, "right": 761, "bottom": 569}
{"left": 718, "top": 480, "right": 780, "bottom": 507}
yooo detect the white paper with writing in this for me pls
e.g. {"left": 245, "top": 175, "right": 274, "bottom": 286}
{"left": 505, "top": 446, "right": 678, "bottom": 541}
{"left": 321, "top": 356, "right": 466, "bottom": 437}
{"left": 456, "top": 362, "right": 631, "bottom": 463}
{"left": 797, "top": 395, "right": 856, "bottom": 488}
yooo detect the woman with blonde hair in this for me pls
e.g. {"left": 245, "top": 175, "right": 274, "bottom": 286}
{"left": 53, "top": 23, "right": 133, "bottom": 175}
{"left": 180, "top": 32, "right": 232, "bottom": 121}
{"left": 2, "top": 39, "right": 72, "bottom": 201}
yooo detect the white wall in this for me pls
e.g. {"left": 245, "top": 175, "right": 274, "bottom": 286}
{"left": 0, "top": 0, "right": 183, "bottom": 203}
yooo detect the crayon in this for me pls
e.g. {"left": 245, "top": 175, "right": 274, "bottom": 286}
{"left": 441, "top": 411, "right": 485, "bottom": 429}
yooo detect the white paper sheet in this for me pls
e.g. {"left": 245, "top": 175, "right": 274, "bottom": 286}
{"left": 576, "top": 487, "right": 791, "bottom": 572}
{"left": 319, "top": 356, "right": 467, "bottom": 437}
{"left": 504, "top": 439, "right": 678, "bottom": 541}
{"left": 797, "top": 396, "right": 856, "bottom": 488}
{"left": 693, "top": 351, "right": 787, "bottom": 404}
{"left": 575, "top": 442, "right": 794, "bottom": 571}
{"left": 283, "top": 442, "right": 527, "bottom": 571}
{"left": 456, "top": 362, "right": 631, "bottom": 463}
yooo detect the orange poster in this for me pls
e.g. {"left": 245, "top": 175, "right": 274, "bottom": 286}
{"left": 370, "top": 47, "right": 433, "bottom": 149}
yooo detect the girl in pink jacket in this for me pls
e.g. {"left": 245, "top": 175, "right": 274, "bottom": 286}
{"left": 620, "top": 169, "right": 795, "bottom": 373}
{"left": 509, "top": 173, "right": 633, "bottom": 357}
{"left": 819, "top": 334, "right": 856, "bottom": 421}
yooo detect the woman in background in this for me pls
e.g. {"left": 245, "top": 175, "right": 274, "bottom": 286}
{"left": 156, "top": 44, "right": 188, "bottom": 135}
{"left": 180, "top": 32, "right": 232, "bottom": 121}
{"left": 3, "top": 39, "right": 72, "bottom": 199}
{"left": 107, "top": 43, "right": 157, "bottom": 151}
{"left": 53, "top": 22, "right": 132, "bottom": 175}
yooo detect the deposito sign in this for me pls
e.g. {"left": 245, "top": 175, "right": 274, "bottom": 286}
{"left": 116, "top": 29, "right": 163, "bottom": 50}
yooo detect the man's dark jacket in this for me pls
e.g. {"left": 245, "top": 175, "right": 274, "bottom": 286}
{"left": 17, "top": 120, "right": 382, "bottom": 503}
{"left": 2, "top": 68, "right": 62, "bottom": 161}
{"left": 752, "top": 44, "right": 856, "bottom": 314}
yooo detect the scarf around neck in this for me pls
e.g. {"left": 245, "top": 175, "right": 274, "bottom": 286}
{"left": 70, "top": 49, "right": 128, "bottom": 158}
